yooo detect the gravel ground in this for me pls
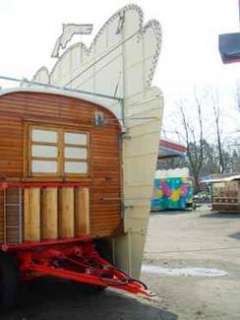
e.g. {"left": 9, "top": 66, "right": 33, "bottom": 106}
{"left": 3, "top": 205, "right": 240, "bottom": 319}
{"left": 142, "top": 205, "right": 240, "bottom": 320}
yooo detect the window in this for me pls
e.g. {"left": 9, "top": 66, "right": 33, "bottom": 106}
{"left": 64, "top": 132, "right": 88, "bottom": 174}
{"left": 28, "top": 125, "right": 88, "bottom": 176}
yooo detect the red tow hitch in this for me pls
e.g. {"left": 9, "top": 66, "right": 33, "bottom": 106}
{"left": 14, "top": 239, "right": 151, "bottom": 298}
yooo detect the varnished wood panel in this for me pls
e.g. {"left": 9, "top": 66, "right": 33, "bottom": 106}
{"left": 24, "top": 188, "right": 41, "bottom": 241}
{"left": 42, "top": 188, "right": 58, "bottom": 240}
{"left": 0, "top": 190, "right": 4, "bottom": 242}
{"left": 59, "top": 188, "right": 74, "bottom": 238}
{"left": 75, "top": 188, "right": 90, "bottom": 235}
{"left": 5, "top": 189, "right": 21, "bottom": 243}
{"left": 0, "top": 91, "right": 122, "bottom": 243}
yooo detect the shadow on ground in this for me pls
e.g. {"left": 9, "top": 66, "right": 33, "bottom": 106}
{"left": 200, "top": 212, "right": 240, "bottom": 219}
{"left": 229, "top": 231, "right": 240, "bottom": 240}
{"left": 2, "top": 278, "right": 178, "bottom": 320}
{"left": 151, "top": 209, "right": 192, "bottom": 216}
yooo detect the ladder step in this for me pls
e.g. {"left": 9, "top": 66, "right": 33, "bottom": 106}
{"left": 6, "top": 226, "right": 20, "bottom": 229}
{"left": 4, "top": 188, "right": 23, "bottom": 243}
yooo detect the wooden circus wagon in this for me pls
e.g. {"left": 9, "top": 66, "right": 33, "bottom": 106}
{"left": 0, "top": 4, "right": 163, "bottom": 309}
{"left": 0, "top": 89, "right": 152, "bottom": 308}
{"left": 211, "top": 176, "right": 240, "bottom": 213}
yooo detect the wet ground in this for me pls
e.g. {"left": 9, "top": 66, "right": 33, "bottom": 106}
{"left": 143, "top": 205, "right": 240, "bottom": 319}
{"left": 3, "top": 205, "right": 240, "bottom": 319}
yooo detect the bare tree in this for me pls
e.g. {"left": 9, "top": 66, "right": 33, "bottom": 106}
{"left": 171, "top": 87, "right": 239, "bottom": 190}
{"left": 210, "top": 90, "right": 225, "bottom": 173}
{"left": 235, "top": 80, "right": 240, "bottom": 112}
{"left": 177, "top": 92, "right": 205, "bottom": 191}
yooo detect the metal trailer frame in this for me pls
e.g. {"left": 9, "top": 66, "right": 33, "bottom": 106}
{"left": 0, "top": 182, "right": 151, "bottom": 300}
{"left": 6, "top": 239, "right": 150, "bottom": 297}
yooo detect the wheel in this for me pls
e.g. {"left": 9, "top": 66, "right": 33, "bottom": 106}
{"left": 81, "top": 283, "right": 106, "bottom": 294}
{"left": 192, "top": 202, "right": 197, "bottom": 210}
{"left": 0, "top": 251, "right": 19, "bottom": 310}
{"left": 92, "top": 285, "right": 106, "bottom": 293}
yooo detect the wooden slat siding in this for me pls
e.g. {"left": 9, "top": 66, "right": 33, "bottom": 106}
{"left": 0, "top": 190, "right": 4, "bottom": 242}
{"left": 5, "top": 189, "right": 20, "bottom": 243}
{"left": 0, "top": 91, "right": 122, "bottom": 243}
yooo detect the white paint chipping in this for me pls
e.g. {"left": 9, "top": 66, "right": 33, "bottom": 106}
{"left": 142, "top": 265, "right": 228, "bottom": 277}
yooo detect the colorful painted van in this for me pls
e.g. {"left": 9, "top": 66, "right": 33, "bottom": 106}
{"left": 151, "top": 169, "right": 193, "bottom": 211}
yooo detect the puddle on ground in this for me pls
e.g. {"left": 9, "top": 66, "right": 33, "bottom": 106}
{"left": 142, "top": 265, "right": 228, "bottom": 277}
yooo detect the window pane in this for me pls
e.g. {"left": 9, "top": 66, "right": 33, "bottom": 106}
{"left": 65, "top": 161, "right": 88, "bottom": 174}
{"left": 32, "top": 129, "right": 57, "bottom": 143}
{"left": 64, "top": 132, "right": 87, "bottom": 145}
{"left": 32, "top": 145, "right": 58, "bottom": 158}
{"left": 32, "top": 160, "right": 57, "bottom": 173}
{"left": 65, "top": 147, "right": 87, "bottom": 160}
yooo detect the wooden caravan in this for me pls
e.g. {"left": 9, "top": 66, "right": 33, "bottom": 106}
{"left": 0, "top": 6, "right": 164, "bottom": 308}
{"left": 0, "top": 88, "right": 156, "bottom": 304}
{"left": 0, "top": 90, "right": 123, "bottom": 245}
{"left": 212, "top": 176, "right": 240, "bottom": 213}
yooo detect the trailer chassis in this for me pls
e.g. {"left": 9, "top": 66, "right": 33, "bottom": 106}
{"left": 1, "top": 237, "right": 150, "bottom": 299}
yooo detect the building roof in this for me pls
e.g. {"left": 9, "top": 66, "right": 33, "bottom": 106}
{"left": 201, "top": 174, "right": 240, "bottom": 183}
{"left": 158, "top": 139, "right": 186, "bottom": 159}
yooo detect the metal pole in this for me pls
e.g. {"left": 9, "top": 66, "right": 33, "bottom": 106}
{"left": 238, "top": 0, "right": 240, "bottom": 28}
{"left": 0, "top": 75, "right": 123, "bottom": 102}
{"left": 239, "top": 0, "right": 240, "bottom": 28}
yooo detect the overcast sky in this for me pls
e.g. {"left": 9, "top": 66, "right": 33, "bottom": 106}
{"left": 0, "top": 0, "right": 240, "bottom": 142}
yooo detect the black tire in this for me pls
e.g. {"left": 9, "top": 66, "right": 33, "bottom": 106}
{"left": 81, "top": 283, "right": 106, "bottom": 294}
{"left": 192, "top": 202, "right": 197, "bottom": 210}
{"left": 92, "top": 285, "right": 106, "bottom": 293}
{"left": 0, "top": 252, "right": 19, "bottom": 311}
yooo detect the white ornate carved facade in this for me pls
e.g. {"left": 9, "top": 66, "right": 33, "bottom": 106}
{"left": 32, "top": 4, "right": 164, "bottom": 278}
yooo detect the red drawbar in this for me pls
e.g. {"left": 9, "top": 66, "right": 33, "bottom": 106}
{"left": 7, "top": 238, "right": 151, "bottom": 297}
